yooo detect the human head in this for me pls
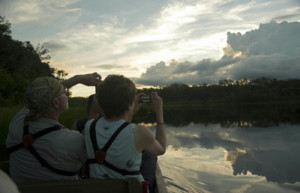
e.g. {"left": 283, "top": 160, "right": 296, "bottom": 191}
{"left": 87, "top": 94, "right": 95, "bottom": 114}
{"left": 24, "top": 77, "right": 63, "bottom": 121}
{"left": 96, "top": 75, "right": 136, "bottom": 118}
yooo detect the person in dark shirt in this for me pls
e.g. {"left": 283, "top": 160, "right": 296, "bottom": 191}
{"left": 71, "top": 94, "right": 102, "bottom": 133}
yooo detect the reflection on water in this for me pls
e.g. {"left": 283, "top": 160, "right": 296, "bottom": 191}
{"left": 142, "top": 104, "right": 300, "bottom": 193}
{"left": 156, "top": 123, "right": 300, "bottom": 193}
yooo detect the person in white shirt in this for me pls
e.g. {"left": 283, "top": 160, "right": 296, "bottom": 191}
{"left": 85, "top": 74, "right": 166, "bottom": 193}
{"left": 6, "top": 73, "right": 102, "bottom": 184}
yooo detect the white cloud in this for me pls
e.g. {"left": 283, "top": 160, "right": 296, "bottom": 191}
{"left": 135, "top": 21, "right": 300, "bottom": 85}
{"left": 2, "top": 0, "right": 80, "bottom": 24}
{"left": 1, "top": 0, "right": 300, "bottom": 96}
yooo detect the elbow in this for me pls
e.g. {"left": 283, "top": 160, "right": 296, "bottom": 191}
{"left": 158, "top": 147, "right": 166, "bottom": 156}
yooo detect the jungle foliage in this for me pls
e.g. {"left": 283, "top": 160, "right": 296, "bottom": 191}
{"left": 0, "top": 16, "right": 67, "bottom": 105}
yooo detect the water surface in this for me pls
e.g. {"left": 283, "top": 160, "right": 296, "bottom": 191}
{"left": 142, "top": 104, "right": 300, "bottom": 193}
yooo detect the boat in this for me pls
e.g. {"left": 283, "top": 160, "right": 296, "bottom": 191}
{"left": 0, "top": 161, "right": 168, "bottom": 193}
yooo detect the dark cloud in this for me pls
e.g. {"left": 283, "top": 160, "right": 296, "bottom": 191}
{"left": 230, "top": 54, "right": 300, "bottom": 80}
{"left": 92, "top": 64, "right": 126, "bottom": 70}
{"left": 134, "top": 56, "right": 240, "bottom": 85}
{"left": 42, "top": 41, "right": 68, "bottom": 52}
{"left": 135, "top": 21, "right": 300, "bottom": 86}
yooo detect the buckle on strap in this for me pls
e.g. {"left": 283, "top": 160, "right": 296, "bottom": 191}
{"left": 94, "top": 149, "right": 106, "bottom": 164}
{"left": 22, "top": 134, "right": 34, "bottom": 149}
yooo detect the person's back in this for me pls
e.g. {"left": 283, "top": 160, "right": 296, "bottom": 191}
{"left": 85, "top": 118, "right": 143, "bottom": 180}
{"left": 85, "top": 75, "right": 166, "bottom": 192}
{"left": 5, "top": 73, "right": 102, "bottom": 183}
{"left": 6, "top": 108, "right": 84, "bottom": 183}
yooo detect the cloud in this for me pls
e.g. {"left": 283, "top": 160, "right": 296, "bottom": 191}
{"left": 134, "top": 56, "right": 240, "bottom": 85}
{"left": 135, "top": 21, "right": 300, "bottom": 85}
{"left": 1, "top": 0, "right": 299, "bottom": 90}
{"left": 272, "top": 14, "right": 300, "bottom": 22}
{"left": 1, "top": 0, "right": 81, "bottom": 24}
{"left": 92, "top": 64, "right": 125, "bottom": 70}
{"left": 42, "top": 41, "right": 68, "bottom": 52}
{"left": 226, "top": 21, "right": 300, "bottom": 57}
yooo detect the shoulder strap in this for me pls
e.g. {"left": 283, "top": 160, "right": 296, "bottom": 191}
{"left": 7, "top": 124, "right": 78, "bottom": 176}
{"left": 87, "top": 119, "right": 139, "bottom": 176}
{"left": 90, "top": 118, "right": 100, "bottom": 152}
{"left": 27, "top": 146, "right": 77, "bottom": 176}
{"left": 102, "top": 122, "right": 130, "bottom": 152}
{"left": 90, "top": 119, "right": 130, "bottom": 153}
{"left": 7, "top": 125, "right": 60, "bottom": 153}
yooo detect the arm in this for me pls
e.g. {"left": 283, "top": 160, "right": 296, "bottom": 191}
{"left": 61, "top": 72, "right": 102, "bottom": 89}
{"left": 134, "top": 93, "right": 166, "bottom": 155}
{"left": 150, "top": 92, "right": 166, "bottom": 154}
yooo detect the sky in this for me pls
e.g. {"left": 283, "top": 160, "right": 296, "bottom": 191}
{"left": 0, "top": 0, "right": 300, "bottom": 97}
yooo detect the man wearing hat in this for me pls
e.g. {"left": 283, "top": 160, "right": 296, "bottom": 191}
{"left": 6, "top": 72, "right": 101, "bottom": 183}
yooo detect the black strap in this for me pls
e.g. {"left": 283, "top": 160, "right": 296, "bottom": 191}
{"left": 90, "top": 118, "right": 100, "bottom": 152}
{"left": 6, "top": 125, "right": 60, "bottom": 153}
{"left": 6, "top": 142, "right": 24, "bottom": 154}
{"left": 102, "top": 122, "right": 130, "bottom": 152}
{"left": 7, "top": 124, "right": 78, "bottom": 176}
{"left": 88, "top": 119, "right": 140, "bottom": 176}
{"left": 27, "top": 146, "right": 77, "bottom": 176}
{"left": 90, "top": 119, "right": 130, "bottom": 153}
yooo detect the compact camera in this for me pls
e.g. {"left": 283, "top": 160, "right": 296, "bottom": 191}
{"left": 139, "top": 95, "right": 151, "bottom": 104}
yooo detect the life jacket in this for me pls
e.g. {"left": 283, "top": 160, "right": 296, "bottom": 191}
{"left": 86, "top": 118, "right": 140, "bottom": 176}
{"left": 6, "top": 124, "right": 78, "bottom": 176}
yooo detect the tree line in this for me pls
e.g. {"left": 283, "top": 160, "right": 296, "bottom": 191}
{"left": 0, "top": 16, "right": 67, "bottom": 105}
{"left": 138, "top": 78, "right": 300, "bottom": 104}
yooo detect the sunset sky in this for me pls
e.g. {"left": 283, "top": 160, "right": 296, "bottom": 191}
{"left": 1, "top": 0, "right": 299, "bottom": 96}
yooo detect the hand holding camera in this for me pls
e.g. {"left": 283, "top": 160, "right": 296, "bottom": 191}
{"left": 139, "top": 95, "right": 151, "bottom": 104}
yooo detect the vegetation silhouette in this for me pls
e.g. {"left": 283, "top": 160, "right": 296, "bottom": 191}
{"left": 0, "top": 16, "right": 68, "bottom": 105}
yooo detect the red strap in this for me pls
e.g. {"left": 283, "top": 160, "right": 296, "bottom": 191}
{"left": 22, "top": 134, "right": 34, "bottom": 149}
{"left": 94, "top": 149, "right": 106, "bottom": 164}
{"left": 142, "top": 180, "right": 148, "bottom": 193}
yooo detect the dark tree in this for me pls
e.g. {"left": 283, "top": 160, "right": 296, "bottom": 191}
{"left": 0, "top": 16, "right": 56, "bottom": 105}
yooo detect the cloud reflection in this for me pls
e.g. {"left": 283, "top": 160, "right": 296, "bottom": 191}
{"left": 161, "top": 123, "right": 300, "bottom": 184}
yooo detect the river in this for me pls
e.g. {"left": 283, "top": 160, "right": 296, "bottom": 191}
{"left": 142, "top": 104, "right": 300, "bottom": 193}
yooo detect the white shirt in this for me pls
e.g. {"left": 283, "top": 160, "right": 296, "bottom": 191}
{"left": 85, "top": 118, "right": 143, "bottom": 181}
{"left": 6, "top": 107, "right": 85, "bottom": 184}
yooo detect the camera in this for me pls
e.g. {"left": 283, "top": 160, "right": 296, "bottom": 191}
{"left": 139, "top": 95, "right": 151, "bottom": 104}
